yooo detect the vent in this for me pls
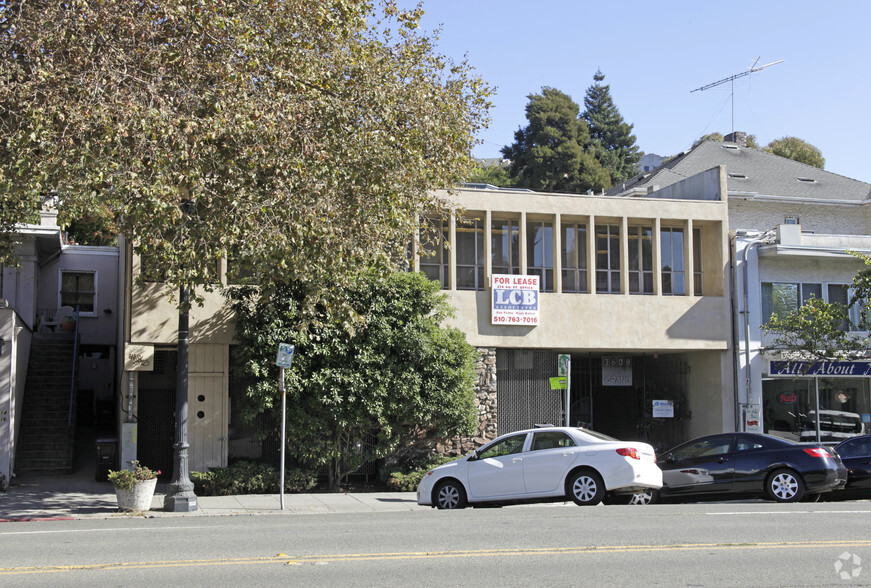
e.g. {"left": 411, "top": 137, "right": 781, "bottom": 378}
{"left": 797, "top": 177, "right": 817, "bottom": 184}
{"left": 722, "top": 145, "right": 740, "bottom": 151}
{"left": 728, "top": 173, "right": 748, "bottom": 179}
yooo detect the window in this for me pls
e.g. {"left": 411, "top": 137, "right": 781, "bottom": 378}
{"left": 672, "top": 436, "right": 732, "bottom": 461}
{"left": 660, "top": 227, "right": 685, "bottom": 295}
{"left": 527, "top": 221, "right": 553, "bottom": 292}
{"left": 419, "top": 219, "right": 449, "bottom": 289}
{"left": 531, "top": 431, "right": 576, "bottom": 451}
{"left": 455, "top": 218, "right": 485, "bottom": 291}
{"left": 762, "top": 282, "right": 823, "bottom": 322}
{"left": 478, "top": 434, "right": 526, "bottom": 459}
{"left": 627, "top": 225, "right": 653, "bottom": 295}
{"left": 60, "top": 271, "right": 96, "bottom": 314}
{"left": 492, "top": 218, "right": 520, "bottom": 276}
{"left": 561, "top": 222, "right": 587, "bottom": 293}
{"left": 596, "top": 224, "right": 620, "bottom": 294}
{"left": 692, "top": 227, "right": 703, "bottom": 296}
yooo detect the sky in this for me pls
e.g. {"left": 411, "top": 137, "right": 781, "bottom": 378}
{"left": 397, "top": 0, "right": 871, "bottom": 183}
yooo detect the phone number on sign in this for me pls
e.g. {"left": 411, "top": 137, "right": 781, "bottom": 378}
{"left": 492, "top": 315, "right": 538, "bottom": 324}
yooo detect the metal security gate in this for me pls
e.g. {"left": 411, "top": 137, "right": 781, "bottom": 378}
{"left": 137, "top": 349, "right": 177, "bottom": 479}
{"left": 496, "top": 350, "right": 562, "bottom": 435}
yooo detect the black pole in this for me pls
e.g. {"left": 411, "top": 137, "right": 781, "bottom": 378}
{"left": 164, "top": 285, "right": 198, "bottom": 512}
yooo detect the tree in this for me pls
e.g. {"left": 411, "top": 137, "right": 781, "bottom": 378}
{"left": 762, "top": 295, "right": 868, "bottom": 360}
{"left": 228, "top": 271, "right": 478, "bottom": 491}
{"left": 0, "top": 0, "right": 492, "bottom": 308}
{"left": 467, "top": 163, "right": 514, "bottom": 187}
{"left": 764, "top": 136, "right": 825, "bottom": 168}
{"left": 581, "top": 70, "right": 642, "bottom": 185}
{"left": 502, "top": 87, "right": 609, "bottom": 193}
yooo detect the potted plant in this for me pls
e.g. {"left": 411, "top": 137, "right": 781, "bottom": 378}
{"left": 59, "top": 310, "right": 77, "bottom": 332}
{"left": 108, "top": 460, "right": 161, "bottom": 512}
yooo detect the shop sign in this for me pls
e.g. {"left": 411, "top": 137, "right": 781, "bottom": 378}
{"left": 777, "top": 391, "right": 798, "bottom": 405}
{"left": 602, "top": 356, "right": 632, "bottom": 386}
{"left": 745, "top": 404, "right": 761, "bottom": 433}
{"left": 652, "top": 400, "right": 674, "bottom": 418}
{"left": 491, "top": 274, "right": 539, "bottom": 326}
{"left": 770, "top": 360, "right": 871, "bottom": 377}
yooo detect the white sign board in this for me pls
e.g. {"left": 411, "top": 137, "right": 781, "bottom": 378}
{"left": 491, "top": 274, "right": 539, "bottom": 326}
{"left": 652, "top": 399, "right": 674, "bottom": 418}
{"left": 124, "top": 344, "right": 154, "bottom": 371}
{"left": 276, "top": 343, "right": 295, "bottom": 368}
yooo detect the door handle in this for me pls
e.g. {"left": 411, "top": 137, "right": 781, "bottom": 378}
{"left": 512, "top": 458, "right": 523, "bottom": 463}
{"left": 718, "top": 457, "right": 729, "bottom": 463}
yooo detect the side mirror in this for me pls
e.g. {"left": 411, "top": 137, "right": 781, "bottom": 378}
{"left": 468, "top": 450, "right": 480, "bottom": 462}
{"left": 666, "top": 452, "right": 676, "bottom": 463}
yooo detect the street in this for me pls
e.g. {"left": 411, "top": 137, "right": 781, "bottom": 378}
{"left": 1, "top": 500, "right": 870, "bottom": 586}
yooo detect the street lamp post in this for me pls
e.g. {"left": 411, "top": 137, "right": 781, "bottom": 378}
{"left": 164, "top": 285, "right": 198, "bottom": 512}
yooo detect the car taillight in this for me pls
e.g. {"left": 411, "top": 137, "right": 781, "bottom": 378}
{"left": 616, "top": 447, "right": 640, "bottom": 460}
{"left": 803, "top": 448, "right": 829, "bottom": 458}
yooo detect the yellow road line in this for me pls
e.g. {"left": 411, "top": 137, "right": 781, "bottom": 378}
{"left": 4, "top": 540, "right": 871, "bottom": 575}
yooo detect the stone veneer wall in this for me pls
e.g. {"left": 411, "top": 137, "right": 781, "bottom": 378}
{"left": 436, "top": 347, "right": 498, "bottom": 457}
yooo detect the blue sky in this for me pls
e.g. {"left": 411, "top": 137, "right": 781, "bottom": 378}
{"left": 399, "top": 1, "right": 871, "bottom": 183}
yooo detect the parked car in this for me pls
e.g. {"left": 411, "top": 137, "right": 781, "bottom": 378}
{"left": 608, "top": 432, "right": 847, "bottom": 505}
{"left": 825, "top": 434, "right": 871, "bottom": 501}
{"left": 416, "top": 426, "right": 662, "bottom": 509}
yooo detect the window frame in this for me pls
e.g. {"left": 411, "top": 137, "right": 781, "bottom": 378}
{"left": 419, "top": 218, "right": 450, "bottom": 290}
{"left": 560, "top": 221, "right": 587, "bottom": 293}
{"left": 59, "top": 270, "right": 97, "bottom": 316}
{"left": 595, "top": 224, "right": 621, "bottom": 294}
{"left": 660, "top": 227, "right": 686, "bottom": 296}
{"left": 527, "top": 220, "right": 554, "bottom": 293}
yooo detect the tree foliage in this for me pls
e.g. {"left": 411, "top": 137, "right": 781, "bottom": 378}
{"left": 228, "top": 271, "right": 478, "bottom": 491}
{"left": 0, "top": 0, "right": 492, "bottom": 310}
{"left": 581, "top": 70, "right": 641, "bottom": 185}
{"left": 764, "top": 136, "right": 825, "bottom": 168}
{"left": 501, "top": 87, "right": 609, "bottom": 193}
{"left": 467, "top": 163, "right": 515, "bottom": 187}
{"left": 762, "top": 295, "right": 868, "bottom": 360}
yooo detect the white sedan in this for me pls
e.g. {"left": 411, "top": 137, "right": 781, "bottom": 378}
{"left": 417, "top": 426, "right": 662, "bottom": 509}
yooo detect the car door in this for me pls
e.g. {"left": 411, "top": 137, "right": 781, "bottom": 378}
{"left": 522, "top": 431, "right": 579, "bottom": 495}
{"left": 837, "top": 437, "right": 871, "bottom": 498}
{"left": 467, "top": 433, "right": 528, "bottom": 499}
{"left": 661, "top": 435, "right": 735, "bottom": 497}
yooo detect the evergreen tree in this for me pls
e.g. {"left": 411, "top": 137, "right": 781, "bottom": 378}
{"left": 582, "top": 70, "right": 642, "bottom": 185}
{"left": 765, "top": 136, "right": 825, "bottom": 169}
{"left": 502, "top": 88, "right": 610, "bottom": 193}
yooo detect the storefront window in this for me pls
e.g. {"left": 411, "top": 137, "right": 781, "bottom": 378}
{"left": 763, "top": 377, "right": 870, "bottom": 442}
{"left": 419, "top": 218, "right": 450, "bottom": 289}
{"left": 455, "top": 217, "right": 485, "bottom": 291}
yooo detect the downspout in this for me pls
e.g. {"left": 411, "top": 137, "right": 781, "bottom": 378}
{"left": 740, "top": 234, "right": 767, "bottom": 432}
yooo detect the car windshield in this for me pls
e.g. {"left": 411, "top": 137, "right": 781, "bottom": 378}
{"left": 573, "top": 428, "right": 618, "bottom": 442}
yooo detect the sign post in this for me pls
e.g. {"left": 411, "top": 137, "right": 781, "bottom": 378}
{"left": 558, "top": 354, "right": 571, "bottom": 427}
{"left": 275, "top": 343, "right": 295, "bottom": 510}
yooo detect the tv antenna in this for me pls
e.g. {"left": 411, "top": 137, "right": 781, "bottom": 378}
{"left": 691, "top": 58, "right": 783, "bottom": 136}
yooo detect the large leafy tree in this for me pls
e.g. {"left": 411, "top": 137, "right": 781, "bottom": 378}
{"left": 762, "top": 295, "right": 868, "bottom": 360}
{"left": 0, "top": 0, "right": 492, "bottom": 307}
{"left": 581, "top": 70, "right": 641, "bottom": 185}
{"left": 764, "top": 136, "right": 825, "bottom": 169}
{"left": 502, "top": 87, "right": 609, "bottom": 193}
{"left": 228, "top": 271, "right": 479, "bottom": 491}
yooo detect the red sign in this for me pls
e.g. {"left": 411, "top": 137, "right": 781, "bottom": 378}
{"left": 777, "top": 392, "right": 798, "bottom": 405}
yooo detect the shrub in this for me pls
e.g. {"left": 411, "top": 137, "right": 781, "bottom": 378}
{"left": 190, "top": 461, "right": 316, "bottom": 496}
{"left": 386, "top": 455, "right": 457, "bottom": 491}
{"left": 107, "top": 460, "right": 160, "bottom": 490}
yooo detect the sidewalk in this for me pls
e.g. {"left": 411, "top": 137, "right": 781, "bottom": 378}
{"left": 0, "top": 472, "right": 422, "bottom": 521}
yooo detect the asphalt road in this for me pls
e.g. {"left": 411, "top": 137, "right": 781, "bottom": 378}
{"left": 2, "top": 500, "right": 871, "bottom": 586}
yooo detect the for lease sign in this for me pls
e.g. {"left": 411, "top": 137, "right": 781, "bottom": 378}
{"left": 491, "top": 274, "right": 539, "bottom": 326}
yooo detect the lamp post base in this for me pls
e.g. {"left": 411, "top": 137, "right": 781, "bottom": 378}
{"left": 164, "top": 492, "right": 198, "bottom": 512}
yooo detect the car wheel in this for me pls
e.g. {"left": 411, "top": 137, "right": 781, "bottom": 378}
{"left": 434, "top": 479, "right": 467, "bottom": 510}
{"left": 628, "top": 489, "right": 659, "bottom": 505}
{"left": 766, "top": 468, "right": 806, "bottom": 503}
{"left": 567, "top": 470, "right": 605, "bottom": 506}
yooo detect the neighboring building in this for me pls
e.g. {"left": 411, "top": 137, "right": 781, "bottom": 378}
{"left": 416, "top": 167, "right": 734, "bottom": 451}
{"left": 611, "top": 137, "right": 871, "bottom": 441}
{"left": 639, "top": 153, "right": 664, "bottom": 173}
{"left": 1, "top": 209, "right": 119, "bottom": 488}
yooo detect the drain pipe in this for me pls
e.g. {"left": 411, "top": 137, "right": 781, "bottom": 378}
{"left": 740, "top": 233, "right": 769, "bottom": 431}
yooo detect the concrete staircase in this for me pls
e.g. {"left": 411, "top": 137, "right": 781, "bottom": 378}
{"left": 15, "top": 333, "right": 78, "bottom": 475}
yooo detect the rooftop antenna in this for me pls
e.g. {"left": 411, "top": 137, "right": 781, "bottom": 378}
{"left": 691, "top": 58, "right": 783, "bottom": 136}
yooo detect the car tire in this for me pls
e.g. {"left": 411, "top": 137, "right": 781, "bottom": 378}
{"left": 434, "top": 479, "right": 467, "bottom": 510}
{"left": 766, "top": 468, "right": 806, "bottom": 503}
{"left": 627, "top": 489, "right": 659, "bottom": 505}
{"left": 567, "top": 469, "right": 605, "bottom": 506}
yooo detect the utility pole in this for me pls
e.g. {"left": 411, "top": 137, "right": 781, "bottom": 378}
{"left": 691, "top": 59, "right": 783, "bottom": 136}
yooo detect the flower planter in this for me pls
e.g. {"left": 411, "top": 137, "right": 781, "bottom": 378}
{"left": 115, "top": 478, "right": 158, "bottom": 512}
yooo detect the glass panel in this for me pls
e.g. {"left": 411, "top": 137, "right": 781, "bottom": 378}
{"left": 801, "top": 283, "right": 822, "bottom": 304}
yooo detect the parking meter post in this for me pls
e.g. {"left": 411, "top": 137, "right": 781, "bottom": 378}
{"left": 279, "top": 366, "right": 286, "bottom": 511}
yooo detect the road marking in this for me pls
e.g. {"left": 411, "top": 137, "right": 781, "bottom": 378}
{"left": 0, "top": 525, "right": 227, "bottom": 536}
{"left": 4, "top": 540, "right": 871, "bottom": 575}
{"left": 706, "top": 510, "right": 871, "bottom": 515}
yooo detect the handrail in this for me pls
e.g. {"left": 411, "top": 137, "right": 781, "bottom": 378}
{"left": 68, "top": 304, "right": 79, "bottom": 429}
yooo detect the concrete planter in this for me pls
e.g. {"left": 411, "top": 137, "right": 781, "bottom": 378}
{"left": 115, "top": 478, "right": 157, "bottom": 512}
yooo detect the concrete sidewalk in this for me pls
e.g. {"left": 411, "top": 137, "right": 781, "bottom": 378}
{"left": 0, "top": 473, "right": 422, "bottom": 521}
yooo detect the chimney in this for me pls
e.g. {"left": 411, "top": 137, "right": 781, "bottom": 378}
{"left": 724, "top": 132, "right": 747, "bottom": 147}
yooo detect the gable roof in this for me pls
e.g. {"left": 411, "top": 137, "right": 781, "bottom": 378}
{"left": 607, "top": 140, "right": 871, "bottom": 203}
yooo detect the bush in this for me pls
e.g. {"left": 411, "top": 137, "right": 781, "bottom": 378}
{"left": 386, "top": 455, "right": 457, "bottom": 491}
{"left": 190, "top": 461, "right": 317, "bottom": 496}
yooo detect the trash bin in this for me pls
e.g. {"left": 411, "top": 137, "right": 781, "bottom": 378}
{"left": 95, "top": 437, "right": 118, "bottom": 482}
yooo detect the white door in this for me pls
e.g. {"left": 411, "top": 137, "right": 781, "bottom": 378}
{"left": 188, "top": 373, "right": 226, "bottom": 472}
{"left": 467, "top": 433, "right": 527, "bottom": 499}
